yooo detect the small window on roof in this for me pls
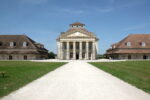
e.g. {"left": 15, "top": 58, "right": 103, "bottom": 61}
{"left": 126, "top": 42, "right": 131, "bottom": 47}
{"left": 14, "top": 42, "right": 16, "bottom": 46}
{"left": 73, "top": 25, "right": 77, "bottom": 28}
{"left": 23, "top": 42, "right": 29, "bottom": 47}
{"left": 141, "top": 42, "right": 146, "bottom": 47}
{"left": 10, "top": 42, "right": 16, "bottom": 47}
{"left": 113, "top": 45, "right": 116, "bottom": 48}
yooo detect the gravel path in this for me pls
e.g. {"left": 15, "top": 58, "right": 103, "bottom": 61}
{"left": 1, "top": 61, "right": 150, "bottom": 100}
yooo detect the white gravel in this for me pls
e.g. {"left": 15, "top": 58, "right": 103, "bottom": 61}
{"left": 1, "top": 61, "right": 150, "bottom": 100}
{"left": 31, "top": 59, "right": 127, "bottom": 62}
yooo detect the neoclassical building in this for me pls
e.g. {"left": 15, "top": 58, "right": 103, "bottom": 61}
{"left": 57, "top": 22, "right": 99, "bottom": 60}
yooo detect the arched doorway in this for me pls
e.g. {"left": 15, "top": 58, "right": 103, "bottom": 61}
{"left": 24, "top": 55, "right": 27, "bottom": 60}
{"left": 128, "top": 55, "right": 131, "bottom": 59}
{"left": 76, "top": 53, "right": 79, "bottom": 60}
{"left": 143, "top": 55, "right": 148, "bottom": 60}
{"left": 9, "top": 55, "right": 13, "bottom": 60}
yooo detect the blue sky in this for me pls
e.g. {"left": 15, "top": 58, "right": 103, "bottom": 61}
{"left": 0, "top": 0, "right": 150, "bottom": 54}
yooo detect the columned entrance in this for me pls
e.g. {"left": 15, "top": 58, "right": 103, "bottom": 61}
{"left": 76, "top": 53, "right": 79, "bottom": 59}
{"left": 57, "top": 22, "right": 99, "bottom": 60}
{"left": 58, "top": 41, "right": 96, "bottom": 60}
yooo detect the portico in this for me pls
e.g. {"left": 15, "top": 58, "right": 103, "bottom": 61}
{"left": 58, "top": 40, "right": 96, "bottom": 60}
{"left": 57, "top": 22, "right": 99, "bottom": 60}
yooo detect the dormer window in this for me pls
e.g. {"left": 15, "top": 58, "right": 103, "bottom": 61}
{"left": 126, "top": 42, "right": 131, "bottom": 47}
{"left": 0, "top": 42, "right": 2, "bottom": 46}
{"left": 141, "top": 42, "right": 146, "bottom": 47}
{"left": 113, "top": 45, "right": 116, "bottom": 48}
{"left": 78, "top": 26, "right": 82, "bottom": 28}
{"left": 10, "top": 42, "right": 16, "bottom": 47}
{"left": 70, "top": 22, "right": 85, "bottom": 28}
{"left": 72, "top": 25, "right": 77, "bottom": 28}
{"left": 23, "top": 42, "right": 28, "bottom": 47}
{"left": 41, "top": 45, "right": 44, "bottom": 48}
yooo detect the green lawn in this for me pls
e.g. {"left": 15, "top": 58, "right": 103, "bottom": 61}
{"left": 0, "top": 61, "right": 66, "bottom": 98}
{"left": 90, "top": 61, "right": 150, "bottom": 94}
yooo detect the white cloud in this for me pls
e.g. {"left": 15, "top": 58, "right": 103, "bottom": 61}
{"left": 124, "top": 23, "right": 149, "bottom": 31}
{"left": 20, "top": 0, "right": 48, "bottom": 5}
{"left": 108, "top": 0, "right": 115, "bottom": 4}
{"left": 62, "top": 9, "right": 85, "bottom": 15}
{"left": 116, "top": 1, "right": 141, "bottom": 9}
{"left": 93, "top": 0, "right": 144, "bottom": 13}
{"left": 95, "top": 8, "right": 114, "bottom": 13}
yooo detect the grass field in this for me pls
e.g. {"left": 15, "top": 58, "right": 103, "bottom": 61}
{"left": 0, "top": 61, "right": 66, "bottom": 98}
{"left": 90, "top": 61, "right": 150, "bottom": 94}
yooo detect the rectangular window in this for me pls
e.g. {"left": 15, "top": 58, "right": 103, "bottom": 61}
{"left": 10, "top": 42, "right": 16, "bottom": 47}
{"left": 9, "top": 56, "right": 13, "bottom": 60}
{"left": 141, "top": 42, "right": 146, "bottom": 47}
{"left": 126, "top": 42, "right": 131, "bottom": 47}
{"left": 23, "top": 42, "right": 27, "bottom": 47}
{"left": 24, "top": 55, "right": 27, "bottom": 60}
{"left": 10, "top": 42, "right": 14, "bottom": 47}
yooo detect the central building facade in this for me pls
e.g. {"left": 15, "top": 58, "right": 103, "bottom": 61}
{"left": 57, "top": 22, "right": 99, "bottom": 60}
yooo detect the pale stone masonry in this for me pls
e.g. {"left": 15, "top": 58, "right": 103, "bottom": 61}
{"left": 57, "top": 22, "right": 99, "bottom": 60}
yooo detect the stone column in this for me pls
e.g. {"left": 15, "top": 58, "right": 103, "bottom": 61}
{"left": 92, "top": 42, "right": 96, "bottom": 60}
{"left": 86, "top": 41, "right": 89, "bottom": 60}
{"left": 57, "top": 42, "right": 60, "bottom": 59}
{"left": 60, "top": 42, "right": 63, "bottom": 59}
{"left": 73, "top": 41, "right": 76, "bottom": 60}
{"left": 79, "top": 41, "right": 82, "bottom": 60}
{"left": 66, "top": 41, "right": 70, "bottom": 60}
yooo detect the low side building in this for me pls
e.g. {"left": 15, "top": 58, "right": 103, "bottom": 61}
{"left": 106, "top": 34, "right": 150, "bottom": 60}
{"left": 0, "top": 35, "right": 48, "bottom": 60}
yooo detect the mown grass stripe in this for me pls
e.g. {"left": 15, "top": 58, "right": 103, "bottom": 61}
{"left": 90, "top": 61, "right": 150, "bottom": 94}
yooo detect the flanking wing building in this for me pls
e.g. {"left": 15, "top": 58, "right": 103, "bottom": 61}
{"left": 0, "top": 35, "right": 48, "bottom": 60}
{"left": 57, "top": 22, "right": 99, "bottom": 60}
{"left": 106, "top": 34, "right": 150, "bottom": 60}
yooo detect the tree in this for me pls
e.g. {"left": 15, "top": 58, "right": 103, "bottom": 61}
{"left": 96, "top": 54, "right": 108, "bottom": 59}
{"left": 48, "top": 52, "right": 56, "bottom": 59}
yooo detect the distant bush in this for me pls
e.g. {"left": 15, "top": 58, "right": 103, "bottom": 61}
{"left": 96, "top": 54, "right": 108, "bottom": 59}
{"left": 48, "top": 52, "right": 56, "bottom": 59}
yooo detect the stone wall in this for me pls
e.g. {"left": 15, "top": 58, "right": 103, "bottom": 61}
{"left": 0, "top": 54, "right": 47, "bottom": 60}
{"left": 118, "top": 54, "right": 150, "bottom": 60}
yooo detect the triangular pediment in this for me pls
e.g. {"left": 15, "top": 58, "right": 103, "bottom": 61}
{"left": 57, "top": 23, "right": 99, "bottom": 41}
{"left": 67, "top": 32, "right": 89, "bottom": 38}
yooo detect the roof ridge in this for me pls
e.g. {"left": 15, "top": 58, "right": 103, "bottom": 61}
{"left": 115, "top": 35, "right": 130, "bottom": 48}
{"left": 129, "top": 33, "right": 150, "bottom": 35}
{"left": 24, "top": 35, "right": 38, "bottom": 49}
{"left": 70, "top": 22, "right": 85, "bottom": 26}
{"left": 0, "top": 34, "right": 25, "bottom": 36}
